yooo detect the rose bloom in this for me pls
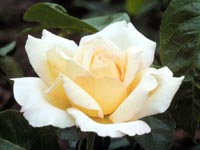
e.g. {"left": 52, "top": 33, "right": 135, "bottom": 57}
{"left": 13, "top": 21, "right": 184, "bottom": 138}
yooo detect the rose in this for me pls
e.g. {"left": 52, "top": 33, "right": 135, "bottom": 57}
{"left": 13, "top": 21, "right": 184, "bottom": 138}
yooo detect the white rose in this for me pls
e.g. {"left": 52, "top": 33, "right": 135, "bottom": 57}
{"left": 13, "top": 21, "right": 184, "bottom": 138}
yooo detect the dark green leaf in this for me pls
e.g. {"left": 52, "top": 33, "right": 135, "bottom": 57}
{"left": 56, "top": 127, "right": 79, "bottom": 149}
{"left": 83, "top": 13, "right": 130, "bottom": 30}
{"left": 0, "top": 110, "right": 59, "bottom": 150}
{"left": 125, "top": 0, "right": 159, "bottom": 15}
{"left": 134, "top": 114, "right": 175, "bottom": 150}
{"left": 160, "top": 0, "right": 200, "bottom": 135}
{"left": 108, "top": 137, "right": 130, "bottom": 150}
{"left": 0, "top": 56, "right": 23, "bottom": 80}
{"left": 0, "top": 138, "right": 25, "bottom": 150}
{"left": 0, "top": 41, "right": 16, "bottom": 56}
{"left": 76, "top": 132, "right": 110, "bottom": 150}
{"left": 23, "top": 2, "right": 97, "bottom": 33}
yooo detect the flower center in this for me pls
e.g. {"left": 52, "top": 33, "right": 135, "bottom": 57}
{"left": 89, "top": 51, "right": 124, "bottom": 80}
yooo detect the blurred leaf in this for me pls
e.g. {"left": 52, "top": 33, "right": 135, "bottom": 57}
{"left": 0, "top": 56, "right": 23, "bottom": 80}
{"left": 0, "top": 138, "right": 25, "bottom": 150}
{"left": 0, "top": 110, "right": 59, "bottom": 150}
{"left": 23, "top": 2, "right": 97, "bottom": 33}
{"left": 56, "top": 127, "right": 79, "bottom": 149}
{"left": 108, "top": 137, "right": 130, "bottom": 150}
{"left": 126, "top": 0, "right": 159, "bottom": 15}
{"left": 160, "top": 0, "right": 200, "bottom": 136}
{"left": 75, "top": 132, "right": 110, "bottom": 150}
{"left": 83, "top": 13, "right": 130, "bottom": 30}
{"left": 134, "top": 114, "right": 175, "bottom": 150}
{"left": 0, "top": 41, "right": 16, "bottom": 56}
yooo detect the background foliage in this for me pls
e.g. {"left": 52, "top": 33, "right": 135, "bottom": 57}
{"left": 0, "top": 0, "right": 200, "bottom": 149}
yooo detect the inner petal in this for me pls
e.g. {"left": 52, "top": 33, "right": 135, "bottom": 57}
{"left": 62, "top": 75, "right": 103, "bottom": 118}
{"left": 74, "top": 76, "right": 127, "bottom": 115}
{"left": 45, "top": 75, "right": 70, "bottom": 110}
{"left": 47, "top": 47, "right": 90, "bottom": 80}
{"left": 90, "top": 61, "right": 120, "bottom": 79}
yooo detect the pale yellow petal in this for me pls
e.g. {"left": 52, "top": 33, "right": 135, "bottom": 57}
{"left": 12, "top": 77, "right": 75, "bottom": 128}
{"left": 75, "top": 76, "right": 127, "bottom": 115}
{"left": 90, "top": 62, "right": 120, "bottom": 79}
{"left": 45, "top": 75, "right": 70, "bottom": 110}
{"left": 135, "top": 67, "right": 184, "bottom": 119}
{"left": 42, "top": 30, "right": 78, "bottom": 57}
{"left": 75, "top": 37, "right": 122, "bottom": 68}
{"left": 67, "top": 108, "right": 151, "bottom": 138}
{"left": 109, "top": 70, "right": 158, "bottom": 123}
{"left": 25, "top": 30, "right": 78, "bottom": 85}
{"left": 47, "top": 47, "right": 90, "bottom": 79}
{"left": 80, "top": 21, "right": 156, "bottom": 68}
{"left": 62, "top": 75, "right": 103, "bottom": 118}
{"left": 123, "top": 46, "right": 142, "bottom": 86}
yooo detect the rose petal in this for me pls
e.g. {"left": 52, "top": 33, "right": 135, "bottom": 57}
{"left": 12, "top": 77, "right": 75, "bottom": 128}
{"left": 42, "top": 30, "right": 77, "bottom": 57}
{"left": 62, "top": 75, "right": 103, "bottom": 118}
{"left": 25, "top": 30, "right": 78, "bottom": 84}
{"left": 67, "top": 108, "right": 151, "bottom": 138}
{"left": 109, "top": 70, "right": 158, "bottom": 123}
{"left": 25, "top": 35, "right": 55, "bottom": 84}
{"left": 75, "top": 76, "right": 127, "bottom": 115}
{"left": 123, "top": 46, "right": 142, "bottom": 86}
{"left": 45, "top": 75, "right": 71, "bottom": 110}
{"left": 75, "top": 37, "right": 122, "bottom": 68}
{"left": 135, "top": 67, "right": 184, "bottom": 119}
{"left": 47, "top": 47, "right": 90, "bottom": 80}
{"left": 91, "top": 61, "right": 121, "bottom": 79}
{"left": 80, "top": 21, "right": 156, "bottom": 68}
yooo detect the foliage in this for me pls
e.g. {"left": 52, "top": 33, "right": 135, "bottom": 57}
{"left": 23, "top": 3, "right": 130, "bottom": 34}
{"left": 0, "top": 110, "right": 59, "bottom": 150}
{"left": 160, "top": 0, "right": 200, "bottom": 136}
{"left": 0, "top": 41, "right": 16, "bottom": 57}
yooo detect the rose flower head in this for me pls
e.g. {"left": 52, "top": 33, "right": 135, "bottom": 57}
{"left": 12, "top": 21, "right": 184, "bottom": 138}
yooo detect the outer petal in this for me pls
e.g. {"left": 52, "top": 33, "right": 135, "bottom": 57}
{"left": 25, "top": 30, "right": 78, "bottom": 84}
{"left": 42, "top": 30, "right": 78, "bottom": 57}
{"left": 12, "top": 77, "right": 75, "bottom": 128}
{"left": 67, "top": 108, "right": 151, "bottom": 138}
{"left": 25, "top": 36, "right": 55, "bottom": 84}
{"left": 135, "top": 67, "right": 184, "bottom": 119}
{"left": 80, "top": 21, "right": 156, "bottom": 68}
{"left": 62, "top": 75, "right": 103, "bottom": 118}
{"left": 109, "top": 72, "right": 158, "bottom": 123}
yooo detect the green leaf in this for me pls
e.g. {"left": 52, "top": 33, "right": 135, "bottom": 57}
{"left": 56, "top": 127, "right": 79, "bottom": 149}
{"left": 125, "top": 0, "right": 159, "bottom": 15}
{"left": 23, "top": 2, "right": 97, "bottom": 33}
{"left": 23, "top": 2, "right": 130, "bottom": 34}
{"left": 0, "top": 56, "right": 23, "bottom": 80}
{"left": 83, "top": 13, "right": 130, "bottom": 30}
{"left": 80, "top": 133, "right": 110, "bottom": 150}
{"left": 0, "top": 41, "right": 16, "bottom": 56}
{"left": 0, "top": 138, "right": 25, "bottom": 150}
{"left": 108, "top": 137, "right": 130, "bottom": 150}
{"left": 0, "top": 110, "right": 59, "bottom": 150}
{"left": 134, "top": 114, "right": 175, "bottom": 150}
{"left": 160, "top": 0, "right": 200, "bottom": 135}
